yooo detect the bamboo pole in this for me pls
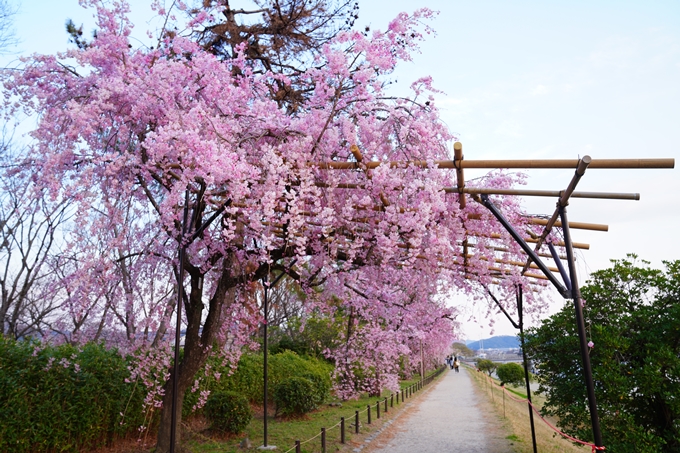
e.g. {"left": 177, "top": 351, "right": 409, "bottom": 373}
{"left": 526, "top": 218, "right": 608, "bottom": 232}
{"left": 489, "top": 233, "right": 590, "bottom": 250}
{"left": 311, "top": 157, "right": 675, "bottom": 170}
{"left": 454, "top": 142, "right": 466, "bottom": 209}
{"left": 467, "top": 243, "right": 568, "bottom": 260}
{"left": 264, "top": 224, "right": 590, "bottom": 251}
{"left": 443, "top": 187, "right": 640, "bottom": 201}
{"left": 466, "top": 254, "right": 560, "bottom": 273}
{"left": 315, "top": 181, "right": 639, "bottom": 201}
{"left": 487, "top": 266, "right": 549, "bottom": 280}
{"left": 455, "top": 142, "right": 470, "bottom": 269}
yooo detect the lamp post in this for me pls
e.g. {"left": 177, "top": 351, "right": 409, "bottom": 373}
{"left": 259, "top": 263, "right": 295, "bottom": 451}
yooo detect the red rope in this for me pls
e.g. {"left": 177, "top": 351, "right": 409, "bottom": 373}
{"left": 481, "top": 373, "right": 605, "bottom": 452}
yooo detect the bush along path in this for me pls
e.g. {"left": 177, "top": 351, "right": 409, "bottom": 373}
{"left": 185, "top": 367, "right": 446, "bottom": 453}
{"left": 365, "top": 365, "right": 515, "bottom": 453}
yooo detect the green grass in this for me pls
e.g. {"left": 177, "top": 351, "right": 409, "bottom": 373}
{"left": 184, "top": 371, "right": 441, "bottom": 453}
{"left": 467, "top": 367, "right": 587, "bottom": 453}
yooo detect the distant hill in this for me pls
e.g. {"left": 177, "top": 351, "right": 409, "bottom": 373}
{"left": 467, "top": 335, "right": 519, "bottom": 350}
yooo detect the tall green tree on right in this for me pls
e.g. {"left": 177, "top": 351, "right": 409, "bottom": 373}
{"left": 525, "top": 255, "right": 680, "bottom": 453}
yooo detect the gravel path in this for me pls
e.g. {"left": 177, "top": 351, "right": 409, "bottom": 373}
{"left": 366, "top": 367, "right": 514, "bottom": 453}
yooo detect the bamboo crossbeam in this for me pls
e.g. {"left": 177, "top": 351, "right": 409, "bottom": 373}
{"left": 526, "top": 218, "right": 608, "bottom": 232}
{"left": 465, "top": 254, "right": 560, "bottom": 273}
{"left": 445, "top": 265, "right": 550, "bottom": 282}
{"left": 319, "top": 181, "right": 639, "bottom": 200}
{"left": 468, "top": 243, "right": 568, "bottom": 260}
{"left": 258, "top": 214, "right": 590, "bottom": 252}
{"left": 312, "top": 157, "right": 674, "bottom": 170}
{"left": 443, "top": 187, "right": 640, "bottom": 201}
{"left": 526, "top": 236, "right": 589, "bottom": 250}
{"left": 489, "top": 233, "right": 589, "bottom": 250}
{"left": 488, "top": 266, "right": 549, "bottom": 280}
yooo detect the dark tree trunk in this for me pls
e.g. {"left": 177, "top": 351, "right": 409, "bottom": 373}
{"left": 155, "top": 261, "right": 237, "bottom": 453}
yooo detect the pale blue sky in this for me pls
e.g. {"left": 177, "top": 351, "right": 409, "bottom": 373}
{"left": 4, "top": 1, "right": 679, "bottom": 339}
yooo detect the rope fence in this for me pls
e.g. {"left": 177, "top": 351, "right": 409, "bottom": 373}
{"left": 279, "top": 366, "right": 446, "bottom": 453}
{"left": 476, "top": 370, "right": 605, "bottom": 452}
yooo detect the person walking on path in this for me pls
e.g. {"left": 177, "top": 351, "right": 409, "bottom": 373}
{"left": 367, "top": 366, "right": 513, "bottom": 453}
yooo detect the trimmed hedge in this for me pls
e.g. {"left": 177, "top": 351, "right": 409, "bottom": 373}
{"left": 0, "top": 337, "right": 144, "bottom": 453}
{"left": 274, "top": 377, "right": 317, "bottom": 416}
{"left": 0, "top": 341, "right": 334, "bottom": 450}
{"left": 213, "top": 350, "right": 332, "bottom": 406}
{"left": 204, "top": 391, "right": 252, "bottom": 433}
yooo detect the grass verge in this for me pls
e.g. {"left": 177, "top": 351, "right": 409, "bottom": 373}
{"left": 183, "top": 371, "right": 443, "bottom": 453}
{"left": 466, "top": 366, "right": 588, "bottom": 453}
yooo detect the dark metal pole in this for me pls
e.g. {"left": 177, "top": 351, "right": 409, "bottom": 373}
{"left": 341, "top": 417, "right": 346, "bottom": 444}
{"left": 479, "top": 194, "right": 570, "bottom": 298}
{"left": 548, "top": 243, "right": 571, "bottom": 291}
{"left": 518, "top": 285, "right": 538, "bottom": 453}
{"left": 259, "top": 264, "right": 294, "bottom": 450}
{"left": 170, "top": 190, "right": 190, "bottom": 453}
{"left": 420, "top": 339, "right": 424, "bottom": 388}
{"left": 485, "top": 286, "right": 519, "bottom": 329}
{"left": 263, "top": 274, "right": 270, "bottom": 447}
{"left": 560, "top": 206, "right": 603, "bottom": 448}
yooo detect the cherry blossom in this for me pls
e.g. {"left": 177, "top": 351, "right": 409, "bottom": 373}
{"left": 2, "top": 0, "right": 551, "bottom": 447}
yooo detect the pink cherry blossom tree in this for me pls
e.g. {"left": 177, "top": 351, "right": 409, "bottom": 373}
{"left": 3, "top": 1, "right": 547, "bottom": 450}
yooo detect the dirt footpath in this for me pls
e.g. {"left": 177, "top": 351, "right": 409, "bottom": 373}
{"left": 365, "top": 367, "right": 515, "bottom": 453}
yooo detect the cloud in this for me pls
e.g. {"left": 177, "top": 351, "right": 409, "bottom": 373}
{"left": 532, "top": 84, "right": 549, "bottom": 95}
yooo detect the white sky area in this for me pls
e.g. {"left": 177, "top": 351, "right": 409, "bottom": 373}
{"left": 3, "top": 1, "right": 679, "bottom": 341}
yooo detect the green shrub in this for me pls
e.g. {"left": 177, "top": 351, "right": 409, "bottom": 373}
{"left": 475, "top": 358, "right": 497, "bottom": 376}
{"left": 0, "top": 337, "right": 144, "bottom": 453}
{"left": 204, "top": 391, "right": 252, "bottom": 434}
{"left": 212, "top": 351, "right": 332, "bottom": 405}
{"left": 301, "top": 371, "right": 330, "bottom": 406}
{"left": 274, "top": 376, "right": 317, "bottom": 416}
{"left": 496, "top": 362, "right": 526, "bottom": 387}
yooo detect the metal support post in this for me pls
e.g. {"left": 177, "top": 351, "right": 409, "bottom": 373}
{"left": 560, "top": 206, "right": 603, "bottom": 448}
{"left": 259, "top": 264, "right": 294, "bottom": 451}
{"left": 479, "top": 194, "right": 570, "bottom": 298}
{"left": 518, "top": 286, "right": 538, "bottom": 453}
{"left": 170, "top": 190, "right": 190, "bottom": 453}
{"left": 262, "top": 275, "right": 270, "bottom": 448}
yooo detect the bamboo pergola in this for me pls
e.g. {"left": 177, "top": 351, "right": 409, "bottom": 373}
{"left": 304, "top": 141, "right": 674, "bottom": 449}
{"left": 304, "top": 143, "right": 671, "bottom": 279}
{"left": 208, "top": 139, "right": 671, "bottom": 449}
